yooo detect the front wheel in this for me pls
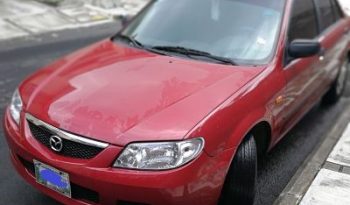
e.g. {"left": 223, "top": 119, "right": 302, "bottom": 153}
{"left": 322, "top": 59, "right": 349, "bottom": 105}
{"left": 219, "top": 135, "right": 257, "bottom": 205}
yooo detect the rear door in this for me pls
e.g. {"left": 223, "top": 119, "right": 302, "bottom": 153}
{"left": 314, "top": 0, "right": 349, "bottom": 88}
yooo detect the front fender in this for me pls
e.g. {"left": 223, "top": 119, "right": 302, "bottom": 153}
{"left": 186, "top": 64, "right": 281, "bottom": 157}
{"left": 187, "top": 100, "right": 273, "bottom": 157}
{"left": 225, "top": 107, "right": 272, "bottom": 152}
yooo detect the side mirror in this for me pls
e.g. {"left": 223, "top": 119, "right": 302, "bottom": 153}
{"left": 288, "top": 39, "right": 321, "bottom": 58}
{"left": 120, "top": 15, "right": 133, "bottom": 27}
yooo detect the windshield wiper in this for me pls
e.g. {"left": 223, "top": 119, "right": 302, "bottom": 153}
{"left": 112, "top": 34, "right": 167, "bottom": 56}
{"left": 112, "top": 34, "right": 146, "bottom": 48}
{"left": 152, "top": 46, "right": 237, "bottom": 65}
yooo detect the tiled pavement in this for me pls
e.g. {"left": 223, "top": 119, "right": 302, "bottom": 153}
{"left": 0, "top": 0, "right": 149, "bottom": 41}
{"left": 300, "top": 124, "right": 350, "bottom": 205}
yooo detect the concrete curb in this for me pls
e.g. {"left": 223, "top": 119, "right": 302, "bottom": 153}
{"left": 274, "top": 102, "right": 350, "bottom": 205}
{"left": 0, "top": 21, "right": 120, "bottom": 59}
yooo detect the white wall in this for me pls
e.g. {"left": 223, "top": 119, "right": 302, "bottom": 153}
{"left": 338, "top": 0, "right": 350, "bottom": 15}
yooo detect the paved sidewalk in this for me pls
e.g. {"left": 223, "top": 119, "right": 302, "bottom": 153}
{"left": 300, "top": 124, "right": 350, "bottom": 205}
{"left": 0, "top": 0, "right": 149, "bottom": 41}
{"left": 275, "top": 103, "right": 350, "bottom": 205}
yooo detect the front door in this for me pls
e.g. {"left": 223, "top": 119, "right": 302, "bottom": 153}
{"left": 280, "top": 0, "right": 324, "bottom": 134}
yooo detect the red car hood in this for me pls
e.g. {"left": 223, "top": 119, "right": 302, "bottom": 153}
{"left": 21, "top": 40, "right": 264, "bottom": 146}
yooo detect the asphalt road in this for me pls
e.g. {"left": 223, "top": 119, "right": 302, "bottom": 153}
{"left": 0, "top": 26, "right": 350, "bottom": 205}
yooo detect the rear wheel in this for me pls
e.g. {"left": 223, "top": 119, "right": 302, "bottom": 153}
{"left": 322, "top": 59, "right": 349, "bottom": 105}
{"left": 219, "top": 135, "right": 257, "bottom": 205}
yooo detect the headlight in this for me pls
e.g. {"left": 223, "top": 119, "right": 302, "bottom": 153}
{"left": 9, "top": 89, "right": 23, "bottom": 125}
{"left": 114, "top": 138, "right": 204, "bottom": 170}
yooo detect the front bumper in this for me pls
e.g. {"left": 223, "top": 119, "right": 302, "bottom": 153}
{"left": 3, "top": 109, "right": 232, "bottom": 205}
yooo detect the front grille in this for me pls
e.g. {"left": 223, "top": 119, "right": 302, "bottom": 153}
{"left": 27, "top": 121, "right": 104, "bottom": 159}
{"left": 17, "top": 155, "right": 99, "bottom": 204}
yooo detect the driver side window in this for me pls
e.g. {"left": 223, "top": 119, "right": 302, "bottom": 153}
{"left": 288, "top": 0, "right": 319, "bottom": 42}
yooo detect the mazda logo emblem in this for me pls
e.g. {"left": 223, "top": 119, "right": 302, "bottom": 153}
{"left": 49, "top": 135, "right": 63, "bottom": 152}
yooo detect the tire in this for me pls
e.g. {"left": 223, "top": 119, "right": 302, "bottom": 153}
{"left": 219, "top": 135, "right": 257, "bottom": 205}
{"left": 322, "top": 59, "right": 349, "bottom": 105}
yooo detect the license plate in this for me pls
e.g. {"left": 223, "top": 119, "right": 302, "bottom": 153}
{"left": 34, "top": 160, "right": 71, "bottom": 198}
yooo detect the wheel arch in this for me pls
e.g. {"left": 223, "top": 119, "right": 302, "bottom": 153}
{"left": 225, "top": 107, "right": 273, "bottom": 158}
{"left": 218, "top": 117, "right": 271, "bottom": 204}
{"left": 249, "top": 121, "right": 272, "bottom": 157}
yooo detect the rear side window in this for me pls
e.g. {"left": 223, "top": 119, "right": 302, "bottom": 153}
{"left": 289, "top": 0, "right": 318, "bottom": 42}
{"left": 315, "top": 0, "right": 336, "bottom": 31}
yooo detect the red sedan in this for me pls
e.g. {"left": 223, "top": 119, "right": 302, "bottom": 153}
{"left": 3, "top": 0, "right": 350, "bottom": 204}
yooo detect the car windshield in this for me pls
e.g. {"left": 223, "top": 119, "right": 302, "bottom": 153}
{"left": 119, "top": 0, "right": 286, "bottom": 65}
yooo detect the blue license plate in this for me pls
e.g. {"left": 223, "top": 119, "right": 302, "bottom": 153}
{"left": 34, "top": 160, "right": 71, "bottom": 198}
